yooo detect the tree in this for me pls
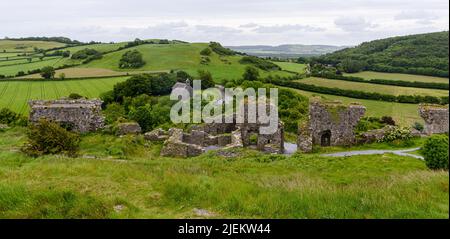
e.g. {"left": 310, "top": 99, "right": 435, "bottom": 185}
{"left": 200, "top": 48, "right": 212, "bottom": 56}
{"left": 422, "top": 134, "right": 449, "bottom": 170}
{"left": 243, "top": 66, "right": 260, "bottom": 81}
{"left": 58, "top": 73, "right": 66, "bottom": 80}
{"left": 197, "top": 70, "right": 215, "bottom": 89}
{"left": 119, "top": 50, "right": 146, "bottom": 68}
{"left": 40, "top": 66, "right": 55, "bottom": 79}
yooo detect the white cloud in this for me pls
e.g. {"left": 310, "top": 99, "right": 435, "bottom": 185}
{"left": 0, "top": 0, "right": 448, "bottom": 45}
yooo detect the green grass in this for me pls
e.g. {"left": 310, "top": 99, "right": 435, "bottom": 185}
{"left": 0, "top": 76, "right": 129, "bottom": 115}
{"left": 345, "top": 71, "right": 449, "bottom": 84}
{"left": 0, "top": 40, "right": 66, "bottom": 52}
{"left": 273, "top": 62, "right": 306, "bottom": 74}
{"left": 0, "top": 57, "right": 79, "bottom": 77}
{"left": 82, "top": 43, "right": 294, "bottom": 82}
{"left": 0, "top": 127, "right": 447, "bottom": 219}
{"left": 298, "top": 77, "right": 449, "bottom": 97}
{"left": 281, "top": 86, "right": 423, "bottom": 127}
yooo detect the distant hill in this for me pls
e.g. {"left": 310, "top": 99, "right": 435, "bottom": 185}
{"left": 227, "top": 44, "right": 347, "bottom": 58}
{"left": 317, "top": 31, "right": 449, "bottom": 77}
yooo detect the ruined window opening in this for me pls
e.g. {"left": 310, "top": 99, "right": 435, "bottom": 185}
{"left": 320, "top": 130, "right": 331, "bottom": 146}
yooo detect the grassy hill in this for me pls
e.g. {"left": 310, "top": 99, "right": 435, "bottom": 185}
{"left": 81, "top": 42, "right": 293, "bottom": 81}
{"left": 317, "top": 31, "right": 449, "bottom": 77}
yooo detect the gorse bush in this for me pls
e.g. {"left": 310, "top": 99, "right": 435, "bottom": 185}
{"left": 378, "top": 126, "right": 413, "bottom": 143}
{"left": 0, "top": 108, "right": 27, "bottom": 126}
{"left": 422, "top": 134, "right": 449, "bottom": 170}
{"left": 22, "top": 119, "right": 81, "bottom": 157}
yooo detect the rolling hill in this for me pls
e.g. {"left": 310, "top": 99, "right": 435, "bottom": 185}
{"left": 317, "top": 31, "right": 449, "bottom": 77}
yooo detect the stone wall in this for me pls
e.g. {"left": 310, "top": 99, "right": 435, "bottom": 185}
{"left": 29, "top": 99, "right": 105, "bottom": 133}
{"left": 298, "top": 100, "right": 365, "bottom": 151}
{"left": 419, "top": 104, "right": 449, "bottom": 135}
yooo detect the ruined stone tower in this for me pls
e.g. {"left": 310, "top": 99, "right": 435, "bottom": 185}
{"left": 418, "top": 104, "right": 449, "bottom": 135}
{"left": 298, "top": 100, "right": 365, "bottom": 152}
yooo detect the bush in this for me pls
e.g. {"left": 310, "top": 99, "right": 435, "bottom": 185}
{"left": 378, "top": 126, "right": 412, "bottom": 143}
{"left": 243, "top": 66, "right": 260, "bottom": 81}
{"left": 71, "top": 48, "right": 100, "bottom": 60}
{"left": 0, "top": 108, "right": 27, "bottom": 126}
{"left": 68, "top": 93, "right": 84, "bottom": 99}
{"left": 422, "top": 134, "right": 449, "bottom": 170}
{"left": 381, "top": 116, "right": 396, "bottom": 126}
{"left": 198, "top": 70, "right": 215, "bottom": 89}
{"left": 40, "top": 66, "right": 55, "bottom": 79}
{"left": 239, "top": 56, "right": 281, "bottom": 71}
{"left": 200, "top": 48, "right": 212, "bottom": 56}
{"left": 22, "top": 119, "right": 81, "bottom": 157}
{"left": 413, "top": 122, "right": 424, "bottom": 131}
{"left": 119, "top": 50, "right": 145, "bottom": 68}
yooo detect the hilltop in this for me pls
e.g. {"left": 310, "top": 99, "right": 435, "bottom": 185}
{"left": 317, "top": 31, "right": 449, "bottom": 77}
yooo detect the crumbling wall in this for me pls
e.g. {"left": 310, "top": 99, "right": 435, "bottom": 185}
{"left": 419, "top": 104, "right": 449, "bottom": 135}
{"left": 297, "top": 100, "right": 365, "bottom": 150}
{"left": 28, "top": 99, "right": 105, "bottom": 133}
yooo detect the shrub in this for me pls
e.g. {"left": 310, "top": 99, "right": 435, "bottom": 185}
{"left": 68, "top": 93, "right": 84, "bottom": 99}
{"left": 200, "top": 48, "right": 212, "bottom": 56}
{"left": 22, "top": 119, "right": 81, "bottom": 157}
{"left": 71, "top": 48, "right": 100, "bottom": 60}
{"left": 0, "top": 108, "right": 27, "bottom": 126}
{"left": 243, "top": 66, "right": 260, "bottom": 81}
{"left": 239, "top": 56, "right": 281, "bottom": 71}
{"left": 58, "top": 72, "right": 66, "bottom": 80}
{"left": 40, "top": 66, "right": 55, "bottom": 79}
{"left": 381, "top": 116, "right": 396, "bottom": 126}
{"left": 209, "top": 42, "right": 237, "bottom": 56}
{"left": 198, "top": 70, "right": 215, "bottom": 89}
{"left": 413, "top": 122, "right": 424, "bottom": 131}
{"left": 119, "top": 50, "right": 145, "bottom": 68}
{"left": 422, "top": 134, "right": 449, "bottom": 170}
{"left": 378, "top": 126, "right": 412, "bottom": 143}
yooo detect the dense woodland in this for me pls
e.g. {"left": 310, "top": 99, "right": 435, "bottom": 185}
{"left": 316, "top": 31, "right": 449, "bottom": 77}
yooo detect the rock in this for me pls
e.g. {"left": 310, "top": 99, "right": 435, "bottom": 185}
{"left": 160, "top": 128, "right": 204, "bottom": 157}
{"left": 217, "top": 134, "right": 231, "bottom": 146}
{"left": 357, "top": 125, "right": 396, "bottom": 144}
{"left": 419, "top": 104, "right": 449, "bottom": 135}
{"left": 144, "top": 128, "right": 168, "bottom": 141}
{"left": 410, "top": 128, "right": 423, "bottom": 137}
{"left": 193, "top": 208, "right": 216, "bottom": 217}
{"left": 117, "top": 122, "right": 142, "bottom": 135}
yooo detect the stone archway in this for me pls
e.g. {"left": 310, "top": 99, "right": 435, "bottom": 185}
{"left": 320, "top": 130, "right": 331, "bottom": 146}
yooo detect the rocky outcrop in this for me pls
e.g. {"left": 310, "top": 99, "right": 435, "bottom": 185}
{"left": 144, "top": 128, "right": 169, "bottom": 141}
{"left": 419, "top": 104, "right": 449, "bottom": 135}
{"left": 28, "top": 99, "right": 104, "bottom": 133}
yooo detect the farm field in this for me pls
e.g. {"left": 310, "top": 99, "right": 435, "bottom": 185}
{"left": 17, "top": 68, "right": 127, "bottom": 79}
{"left": 0, "top": 128, "right": 448, "bottom": 219}
{"left": 82, "top": 43, "right": 294, "bottom": 81}
{"left": 0, "top": 76, "right": 129, "bottom": 115}
{"left": 0, "top": 57, "right": 79, "bottom": 77}
{"left": 273, "top": 62, "right": 307, "bottom": 74}
{"left": 344, "top": 71, "right": 449, "bottom": 84}
{"left": 281, "top": 86, "right": 423, "bottom": 126}
{"left": 0, "top": 40, "right": 66, "bottom": 52}
{"left": 297, "top": 77, "right": 449, "bottom": 97}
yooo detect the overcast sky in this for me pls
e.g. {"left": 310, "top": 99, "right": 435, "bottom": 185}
{"left": 1, "top": 0, "right": 448, "bottom": 46}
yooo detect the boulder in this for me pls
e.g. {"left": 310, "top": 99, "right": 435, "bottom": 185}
{"left": 117, "top": 122, "right": 142, "bottom": 135}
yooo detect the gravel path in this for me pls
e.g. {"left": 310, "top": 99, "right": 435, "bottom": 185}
{"left": 321, "top": 147, "right": 424, "bottom": 160}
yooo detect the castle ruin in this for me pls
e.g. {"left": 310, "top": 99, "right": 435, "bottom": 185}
{"left": 298, "top": 100, "right": 366, "bottom": 152}
{"left": 28, "top": 99, "right": 105, "bottom": 133}
{"left": 419, "top": 104, "right": 449, "bottom": 135}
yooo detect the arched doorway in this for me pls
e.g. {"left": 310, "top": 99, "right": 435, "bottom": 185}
{"left": 320, "top": 130, "right": 331, "bottom": 146}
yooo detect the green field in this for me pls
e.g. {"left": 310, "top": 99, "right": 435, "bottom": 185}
{"left": 47, "top": 42, "right": 127, "bottom": 54}
{"left": 0, "top": 40, "right": 66, "bottom": 52}
{"left": 282, "top": 86, "right": 423, "bottom": 126}
{"left": 0, "top": 128, "right": 447, "bottom": 219}
{"left": 344, "top": 71, "right": 449, "bottom": 84}
{"left": 0, "top": 76, "right": 129, "bottom": 115}
{"left": 82, "top": 43, "right": 294, "bottom": 81}
{"left": 0, "top": 57, "right": 79, "bottom": 77}
{"left": 298, "top": 77, "right": 449, "bottom": 97}
{"left": 273, "top": 62, "right": 307, "bottom": 74}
